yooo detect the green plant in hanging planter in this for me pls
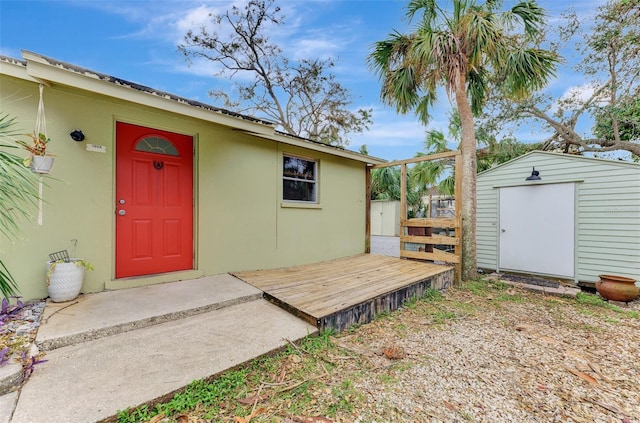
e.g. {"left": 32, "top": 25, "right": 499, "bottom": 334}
{"left": 16, "top": 132, "right": 50, "bottom": 156}
{"left": 15, "top": 132, "right": 54, "bottom": 173}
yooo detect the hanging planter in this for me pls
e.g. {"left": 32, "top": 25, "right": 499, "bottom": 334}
{"left": 18, "top": 132, "right": 54, "bottom": 174}
{"left": 15, "top": 84, "right": 52, "bottom": 225}
{"left": 16, "top": 84, "right": 53, "bottom": 174}
{"left": 29, "top": 155, "right": 55, "bottom": 174}
{"left": 596, "top": 274, "right": 639, "bottom": 302}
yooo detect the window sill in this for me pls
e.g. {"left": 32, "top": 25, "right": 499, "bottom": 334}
{"left": 281, "top": 201, "right": 322, "bottom": 210}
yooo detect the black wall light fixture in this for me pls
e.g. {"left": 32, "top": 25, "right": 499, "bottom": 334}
{"left": 70, "top": 130, "right": 85, "bottom": 142}
{"left": 525, "top": 167, "right": 541, "bottom": 181}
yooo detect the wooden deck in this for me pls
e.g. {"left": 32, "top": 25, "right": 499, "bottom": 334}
{"left": 232, "top": 254, "right": 454, "bottom": 332}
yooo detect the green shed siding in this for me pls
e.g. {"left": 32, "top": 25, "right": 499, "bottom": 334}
{"left": 477, "top": 151, "right": 640, "bottom": 283}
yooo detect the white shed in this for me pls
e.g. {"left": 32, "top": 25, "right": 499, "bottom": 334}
{"left": 371, "top": 200, "right": 401, "bottom": 236}
{"left": 477, "top": 151, "right": 640, "bottom": 284}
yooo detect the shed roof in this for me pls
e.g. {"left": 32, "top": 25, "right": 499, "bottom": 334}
{"left": 0, "top": 51, "right": 385, "bottom": 166}
{"left": 478, "top": 150, "right": 640, "bottom": 177}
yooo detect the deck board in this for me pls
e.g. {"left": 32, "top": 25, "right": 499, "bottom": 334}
{"left": 233, "top": 254, "right": 454, "bottom": 331}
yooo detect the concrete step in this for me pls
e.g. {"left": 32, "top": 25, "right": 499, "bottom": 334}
{"left": 0, "top": 363, "right": 22, "bottom": 396}
{"left": 36, "top": 274, "right": 263, "bottom": 351}
{"left": 12, "top": 297, "right": 317, "bottom": 423}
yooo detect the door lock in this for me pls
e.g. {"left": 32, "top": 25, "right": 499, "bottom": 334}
{"left": 118, "top": 210, "right": 126, "bottom": 216}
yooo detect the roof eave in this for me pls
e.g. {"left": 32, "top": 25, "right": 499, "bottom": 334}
{"left": 4, "top": 51, "right": 385, "bottom": 165}
{"left": 20, "top": 50, "right": 277, "bottom": 136}
{"left": 242, "top": 130, "right": 386, "bottom": 165}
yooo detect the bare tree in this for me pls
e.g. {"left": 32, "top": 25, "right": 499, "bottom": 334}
{"left": 481, "top": 0, "right": 640, "bottom": 158}
{"left": 178, "top": 0, "right": 371, "bottom": 147}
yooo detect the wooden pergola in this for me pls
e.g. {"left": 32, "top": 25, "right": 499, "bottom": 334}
{"left": 366, "top": 151, "right": 463, "bottom": 284}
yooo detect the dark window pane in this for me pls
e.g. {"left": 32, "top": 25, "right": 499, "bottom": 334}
{"left": 283, "top": 180, "right": 316, "bottom": 202}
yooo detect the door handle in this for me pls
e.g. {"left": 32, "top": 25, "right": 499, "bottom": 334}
{"left": 118, "top": 209, "right": 126, "bottom": 216}
{"left": 501, "top": 228, "right": 506, "bottom": 232}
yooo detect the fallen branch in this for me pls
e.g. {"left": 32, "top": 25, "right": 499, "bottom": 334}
{"left": 567, "top": 367, "right": 599, "bottom": 386}
{"left": 582, "top": 397, "right": 624, "bottom": 415}
{"left": 43, "top": 301, "right": 78, "bottom": 324}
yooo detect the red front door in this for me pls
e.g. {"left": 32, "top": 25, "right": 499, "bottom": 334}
{"left": 116, "top": 122, "right": 193, "bottom": 278}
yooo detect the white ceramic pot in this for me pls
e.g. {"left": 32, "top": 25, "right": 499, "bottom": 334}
{"left": 30, "top": 156, "right": 54, "bottom": 174}
{"left": 46, "top": 260, "right": 85, "bottom": 302}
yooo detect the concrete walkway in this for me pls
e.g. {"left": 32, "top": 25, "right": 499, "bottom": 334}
{"left": 370, "top": 235, "right": 400, "bottom": 257}
{"left": 6, "top": 275, "right": 317, "bottom": 423}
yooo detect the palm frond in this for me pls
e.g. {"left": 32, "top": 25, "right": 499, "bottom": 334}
{"left": 510, "top": 1, "right": 546, "bottom": 38}
{"left": 0, "top": 112, "right": 41, "bottom": 298}
{"left": 502, "top": 48, "right": 558, "bottom": 99}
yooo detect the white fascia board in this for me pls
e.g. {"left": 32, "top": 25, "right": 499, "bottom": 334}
{"left": 0, "top": 58, "right": 40, "bottom": 83}
{"left": 17, "top": 51, "right": 387, "bottom": 165}
{"left": 21, "top": 51, "right": 275, "bottom": 136}
{"left": 248, "top": 131, "right": 387, "bottom": 165}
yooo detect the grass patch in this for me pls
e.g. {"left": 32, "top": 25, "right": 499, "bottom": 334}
{"left": 378, "top": 373, "right": 398, "bottom": 384}
{"left": 117, "top": 368, "right": 249, "bottom": 422}
{"left": 576, "top": 292, "right": 639, "bottom": 319}
{"left": 325, "top": 380, "right": 359, "bottom": 417}
{"left": 117, "top": 330, "right": 347, "bottom": 423}
{"left": 433, "top": 310, "right": 457, "bottom": 323}
{"left": 464, "top": 278, "right": 491, "bottom": 296}
{"left": 462, "top": 277, "right": 509, "bottom": 297}
{"left": 495, "top": 292, "right": 526, "bottom": 303}
{"left": 576, "top": 292, "right": 612, "bottom": 308}
{"left": 422, "top": 287, "right": 443, "bottom": 301}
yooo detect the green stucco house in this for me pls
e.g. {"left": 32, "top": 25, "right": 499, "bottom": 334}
{"left": 1, "top": 51, "right": 385, "bottom": 300}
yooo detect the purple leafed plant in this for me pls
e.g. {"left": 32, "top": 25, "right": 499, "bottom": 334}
{"left": 0, "top": 297, "right": 26, "bottom": 368}
{"left": 0, "top": 297, "right": 24, "bottom": 326}
{"left": 20, "top": 350, "right": 47, "bottom": 380}
{"left": 0, "top": 347, "right": 10, "bottom": 366}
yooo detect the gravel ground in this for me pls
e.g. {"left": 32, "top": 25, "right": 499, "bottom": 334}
{"left": 11, "top": 281, "right": 640, "bottom": 423}
{"left": 330, "top": 283, "right": 640, "bottom": 423}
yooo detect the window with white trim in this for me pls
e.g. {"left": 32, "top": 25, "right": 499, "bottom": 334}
{"left": 283, "top": 155, "right": 318, "bottom": 203}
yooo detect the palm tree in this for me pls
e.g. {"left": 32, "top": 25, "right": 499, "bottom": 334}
{"left": 368, "top": 0, "right": 557, "bottom": 280}
{"left": 0, "top": 113, "right": 39, "bottom": 298}
{"left": 371, "top": 166, "right": 427, "bottom": 216}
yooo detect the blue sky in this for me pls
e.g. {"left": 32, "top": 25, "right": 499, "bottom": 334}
{"left": 1, "top": 0, "right": 604, "bottom": 161}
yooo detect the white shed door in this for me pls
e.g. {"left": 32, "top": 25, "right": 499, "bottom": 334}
{"left": 499, "top": 183, "right": 575, "bottom": 278}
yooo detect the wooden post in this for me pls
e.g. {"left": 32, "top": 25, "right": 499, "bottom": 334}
{"left": 454, "top": 152, "right": 463, "bottom": 286}
{"left": 400, "top": 163, "right": 407, "bottom": 255}
{"left": 365, "top": 166, "right": 371, "bottom": 253}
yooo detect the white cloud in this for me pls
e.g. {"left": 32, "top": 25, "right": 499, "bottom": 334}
{"left": 350, "top": 108, "right": 432, "bottom": 147}
{"left": 559, "top": 83, "right": 600, "bottom": 104}
{"left": 174, "top": 5, "right": 219, "bottom": 36}
{"left": 290, "top": 38, "right": 339, "bottom": 61}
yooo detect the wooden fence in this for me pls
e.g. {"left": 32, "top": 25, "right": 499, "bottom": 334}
{"left": 367, "top": 151, "right": 462, "bottom": 285}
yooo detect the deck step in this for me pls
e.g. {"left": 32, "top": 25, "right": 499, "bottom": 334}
{"left": 36, "top": 274, "right": 263, "bottom": 351}
{"left": 234, "top": 254, "right": 455, "bottom": 333}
